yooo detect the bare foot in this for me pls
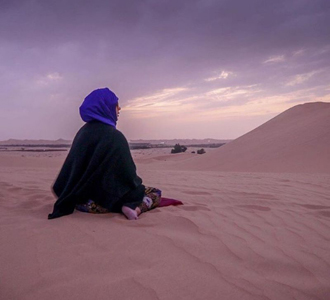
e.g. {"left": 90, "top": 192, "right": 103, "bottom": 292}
{"left": 122, "top": 206, "right": 140, "bottom": 220}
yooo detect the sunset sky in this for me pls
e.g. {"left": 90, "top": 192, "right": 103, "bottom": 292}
{"left": 0, "top": 0, "right": 329, "bottom": 140}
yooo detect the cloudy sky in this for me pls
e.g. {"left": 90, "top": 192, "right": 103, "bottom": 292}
{"left": 1, "top": 0, "right": 329, "bottom": 141}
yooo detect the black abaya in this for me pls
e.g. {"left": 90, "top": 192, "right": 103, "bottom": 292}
{"left": 48, "top": 121, "right": 144, "bottom": 219}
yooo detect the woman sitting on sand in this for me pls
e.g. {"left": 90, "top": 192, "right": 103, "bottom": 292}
{"left": 48, "top": 88, "right": 161, "bottom": 220}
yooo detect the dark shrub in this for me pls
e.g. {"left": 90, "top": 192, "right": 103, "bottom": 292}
{"left": 197, "top": 148, "right": 206, "bottom": 154}
{"left": 171, "top": 144, "right": 187, "bottom": 154}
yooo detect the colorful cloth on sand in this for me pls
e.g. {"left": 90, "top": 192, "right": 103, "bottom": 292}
{"left": 158, "top": 197, "right": 183, "bottom": 207}
{"left": 75, "top": 186, "right": 162, "bottom": 214}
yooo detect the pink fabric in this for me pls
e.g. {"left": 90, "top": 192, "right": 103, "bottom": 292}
{"left": 159, "top": 197, "right": 183, "bottom": 207}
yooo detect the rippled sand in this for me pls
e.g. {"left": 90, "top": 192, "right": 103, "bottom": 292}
{"left": 1, "top": 151, "right": 330, "bottom": 300}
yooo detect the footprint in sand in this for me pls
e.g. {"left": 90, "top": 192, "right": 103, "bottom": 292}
{"left": 179, "top": 205, "right": 210, "bottom": 212}
{"left": 182, "top": 191, "right": 212, "bottom": 196}
{"left": 0, "top": 182, "right": 12, "bottom": 188}
{"left": 237, "top": 205, "right": 271, "bottom": 211}
{"left": 298, "top": 204, "right": 330, "bottom": 210}
{"left": 297, "top": 204, "right": 330, "bottom": 218}
{"left": 316, "top": 211, "right": 330, "bottom": 218}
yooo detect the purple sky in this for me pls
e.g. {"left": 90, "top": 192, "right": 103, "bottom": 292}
{"left": 1, "top": 0, "right": 329, "bottom": 140}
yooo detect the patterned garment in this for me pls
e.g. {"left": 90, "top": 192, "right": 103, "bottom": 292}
{"left": 75, "top": 199, "right": 109, "bottom": 214}
{"left": 75, "top": 186, "right": 162, "bottom": 214}
{"left": 139, "top": 186, "right": 162, "bottom": 213}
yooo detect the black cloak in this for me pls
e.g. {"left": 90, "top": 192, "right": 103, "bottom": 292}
{"left": 48, "top": 121, "right": 145, "bottom": 219}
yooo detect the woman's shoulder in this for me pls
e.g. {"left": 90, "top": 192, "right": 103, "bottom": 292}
{"left": 78, "top": 121, "right": 114, "bottom": 136}
{"left": 112, "top": 128, "right": 125, "bottom": 138}
{"left": 73, "top": 122, "right": 129, "bottom": 147}
{"left": 86, "top": 123, "right": 128, "bottom": 144}
{"left": 112, "top": 128, "right": 129, "bottom": 145}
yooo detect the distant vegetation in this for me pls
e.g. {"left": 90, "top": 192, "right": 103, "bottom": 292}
{"left": 0, "top": 144, "right": 71, "bottom": 148}
{"left": 171, "top": 144, "right": 187, "bottom": 154}
{"left": 186, "top": 143, "right": 224, "bottom": 148}
{"left": 0, "top": 140, "right": 225, "bottom": 152}
{"left": 197, "top": 149, "right": 206, "bottom": 154}
{"left": 129, "top": 143, "right": 152, "bottom": 150}
{"left": 0, "top": 143, "right": 70, "bottom": 152}
{"left": 128, "top": 142, "right": 225, "bottom": 150}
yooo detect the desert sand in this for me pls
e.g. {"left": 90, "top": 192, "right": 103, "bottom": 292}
{"left": 1, "top": 102, "right": 330, "bottom": 300}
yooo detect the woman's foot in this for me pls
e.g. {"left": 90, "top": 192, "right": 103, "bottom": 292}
{"left": 122, "top": 206, "right": 141, "bottom": 220}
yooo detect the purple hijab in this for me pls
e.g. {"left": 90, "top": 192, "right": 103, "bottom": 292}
{"left": 79, "top": 88, "right": 118, "bottom": 128}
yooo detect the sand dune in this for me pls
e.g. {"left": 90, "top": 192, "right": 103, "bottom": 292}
{"left": 1, "top": 102, "right": 330, "bottom": 300}
{"left": 178, "top": 102, "right": 330, "bottom": 173}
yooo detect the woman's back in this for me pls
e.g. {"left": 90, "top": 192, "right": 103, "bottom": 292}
{"left": 49, "top": 121, "right": 144, "bottom": 219}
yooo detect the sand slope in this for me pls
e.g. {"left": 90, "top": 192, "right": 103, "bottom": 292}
{"left": 1, "top": 152, "right": 330, "bottom": 300}
{"left": 178, "top": 102, "right": 330, "bottom": 173}
{"left": 1, "top": 102, "right": 330, "bottom": 299}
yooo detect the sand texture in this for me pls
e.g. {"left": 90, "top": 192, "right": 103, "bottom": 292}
{"left": 1, "top": 102, "right": 330, "bottom": 300}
